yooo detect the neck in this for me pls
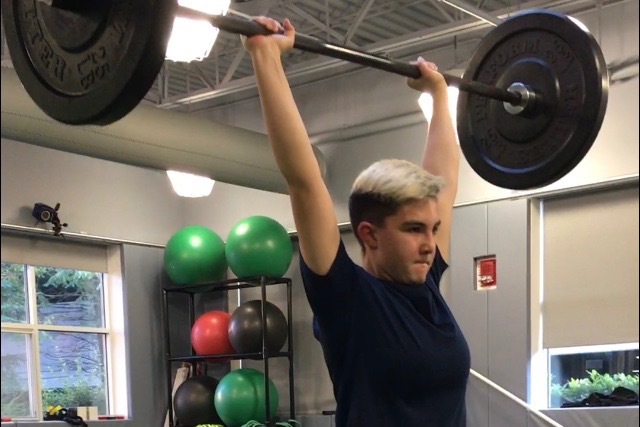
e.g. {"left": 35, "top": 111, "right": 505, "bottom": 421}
{"left": 362, "top": 253, "right": 391, "bottom": 282}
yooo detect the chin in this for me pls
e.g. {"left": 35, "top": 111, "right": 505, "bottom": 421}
{"left": 407, "top": 275, "right": 426, "bottom": 285}
{"left": 409, "top": 268, "right": 428, "bottom": 284}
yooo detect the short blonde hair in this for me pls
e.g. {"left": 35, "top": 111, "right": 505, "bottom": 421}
{"left": 348, "top": 159, "right": 445, "bottom": 247}
{"left": 351, "top": 159, "right": 444, "bottom": 201}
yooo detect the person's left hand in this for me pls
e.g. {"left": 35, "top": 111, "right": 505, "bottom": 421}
{"left": 406, "top": 57, "right": 447, "bottom": 96}
{"left": 242, "top": 17, "right": 295, "bottom": 56}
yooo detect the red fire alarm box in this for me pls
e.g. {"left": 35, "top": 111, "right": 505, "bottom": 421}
{"left": 475, "top": 255, "right": 497, "bottom": 290}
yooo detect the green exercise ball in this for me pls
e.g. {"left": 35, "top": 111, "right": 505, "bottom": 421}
{"left": 164, "top": 225, "right": 227, "bottom": 285}
{"left": 214, "top": 368, "right": 279, "bottom": 427}
{"left": 225, "top": 216, "right": 293, "bottom": 278}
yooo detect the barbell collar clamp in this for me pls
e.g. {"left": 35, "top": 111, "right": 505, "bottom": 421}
{"left": 503, "top": 82, "right": 534, "bottom": 115}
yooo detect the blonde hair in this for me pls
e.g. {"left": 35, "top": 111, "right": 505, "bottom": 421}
{"left": 348, "top": 159, "right": 445, "bottom": 247}
{"left": 351, "top": 159, "right": 444, "bottom": 200}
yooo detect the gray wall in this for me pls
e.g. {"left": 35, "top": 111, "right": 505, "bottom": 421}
{"left": 0, "top": 138, "right": 184, "bottom": 246}
{"left": 451, "top": 199, "right": 531, "bottom": 427}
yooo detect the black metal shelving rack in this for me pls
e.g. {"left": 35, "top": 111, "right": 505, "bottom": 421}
{"left": 163, "top": 275, "right": 295, "bottom": 427}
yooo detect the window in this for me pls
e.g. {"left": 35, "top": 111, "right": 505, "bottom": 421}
{"left": 529, "top": 185, "right": 639, "bottom": 409}
{"left": 548, "top": 343, "right": 639, "bottom": 408}
{"left": 0, "top": 234, "right": 126, "bottom": 421}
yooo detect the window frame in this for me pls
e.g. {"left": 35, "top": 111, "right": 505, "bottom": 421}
{"left": 529, "top": 182, "right": 640, "bottom": 410}
{"left": 1, "top": 239, "right": 127, "bottom": 421}
{"left": 546, "top": 343, "right": 640, "bottom": 408}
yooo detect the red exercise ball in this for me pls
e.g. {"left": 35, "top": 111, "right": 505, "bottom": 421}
{"left": 191, "top": 310, "right": 234, "bottom": 359}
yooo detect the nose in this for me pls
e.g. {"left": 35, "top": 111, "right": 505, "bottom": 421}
{"left": 420, "top": 231, "right": 436, "bottom": 254}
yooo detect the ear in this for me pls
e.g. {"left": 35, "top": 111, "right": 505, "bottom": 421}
{"left": 356, "top": 221, "right": 378, "bottom": 249}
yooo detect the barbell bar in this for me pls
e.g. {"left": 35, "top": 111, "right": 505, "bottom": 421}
{"left": 177, "top": 6, "right": 524, "bottom": 106}
{"left": 1, "top": 1, "right": 609, "bottom": 190}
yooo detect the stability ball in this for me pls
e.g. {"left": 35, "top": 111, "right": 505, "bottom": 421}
{"left": 191, "top": 310, "right": 234, "bottom": 359}
{"left": 164, "top": 225, "right": 227, "bottom": 285}
{"left": 225, "top": 216, "right": 293, "bottom": 278}
{"left": 228, "top": 300, "right": 288, "bottom": 354}
{"left": 214, "top": 368, "right": 279, "bottom": 427}
{"left": 173, "top": 376, "right": 222, "bottom": 426}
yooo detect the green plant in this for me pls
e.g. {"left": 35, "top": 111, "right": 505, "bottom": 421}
{"left": 550, "top": 370, "right": 639, "bottom": 405}
{"left": 42, "top": 377, "right": 106, "bottom": 414}
{"left": 0, "top": 389, "right": 31, "bottom": 418}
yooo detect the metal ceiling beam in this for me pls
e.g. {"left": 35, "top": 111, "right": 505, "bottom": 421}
{"left": 190, "top": 63, "right": 217, "bottom": 89}
{"left": 429, "top": 0, "right": 456, "bottom": 22}
{"left": 286, "top": 3, "right": 353, "bottom": 44}
{"left": 436, "top": 0, "right": 501, "bottom": 25}
{"left": 343, "top": 0, "right": 375, "bottom": 44}
{"left": 221, "top": 49, "right": 247, "bottom": 84}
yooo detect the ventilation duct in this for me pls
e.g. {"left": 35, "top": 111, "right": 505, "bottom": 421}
{"left": 0, "top": 67, "right": 325, "bottom": 195}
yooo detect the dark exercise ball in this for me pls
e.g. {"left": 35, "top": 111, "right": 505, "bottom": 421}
{"left": 173, "top": 376, "right": 222, "bottom": 426}
{"left": 228, "top": 300, "right": 288, "bottom": 354}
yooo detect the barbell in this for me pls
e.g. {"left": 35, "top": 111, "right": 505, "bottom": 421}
{"left": 1, "top": 1, "right": 609, "bottom": 190}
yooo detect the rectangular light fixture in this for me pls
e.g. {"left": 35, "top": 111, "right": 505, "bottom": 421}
{"left": 165, "top": 0, "right": 231, "bottom": 62}
{"left": 418, "top": 87, "right": 460, "bottom": 144}
{"left": 167, "top": 170, "right": 215, "bottom": 198}
{"left": 419, "top": 86, "right": 459, "bottom": 133}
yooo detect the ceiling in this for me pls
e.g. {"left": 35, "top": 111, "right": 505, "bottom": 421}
{"left": 149, "top": 0, "right": 632, "bottom": 114}
{"left": 1, "top": 0, "right": 632, "bottom": 115}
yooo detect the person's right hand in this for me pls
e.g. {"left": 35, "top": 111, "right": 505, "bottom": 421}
{"left": 242, "top": 16, "right": 295, "bottom": 56}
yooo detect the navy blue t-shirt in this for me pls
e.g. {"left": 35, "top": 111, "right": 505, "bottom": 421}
{"left": 301, "top": 240, "right": 470, "bottom": 426}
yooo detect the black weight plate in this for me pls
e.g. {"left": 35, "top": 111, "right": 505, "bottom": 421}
{"left": 1, "top": 0, "right": 176, "bottom": 125}
{"left": 457, "top": 9, "right": 609, "bottom": 190}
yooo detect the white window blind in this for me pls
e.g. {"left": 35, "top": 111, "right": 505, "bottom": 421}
{"left": 1, "top": 233, "right": 109, "bottom": 272}
{"left": 542, "top": 186, "right": 639, "bottom": 348}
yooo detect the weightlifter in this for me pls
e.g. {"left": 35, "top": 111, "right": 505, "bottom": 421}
{"left": 243, "top": 16, "right": 470, "bottom": 426}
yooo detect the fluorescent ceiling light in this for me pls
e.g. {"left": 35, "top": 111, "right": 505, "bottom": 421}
{"left": 167, "top": 170, "right": 215, "bottom": 198}
{"left": 165, "top": 0, "right": 231, "bottom": 62}
{"left": 418, "top": 87, "right": 460, "bottom": 142}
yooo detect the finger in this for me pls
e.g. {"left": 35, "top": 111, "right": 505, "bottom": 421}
{"left": 282, "top": 18, "right": 294, "bottom": 32}
{"left": 253, "top": 16, "right": 282, "bottom": 33}
{"left": 416, "top": 60, "right": 438, "bottom": 74}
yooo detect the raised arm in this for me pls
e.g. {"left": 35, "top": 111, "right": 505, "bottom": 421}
{"left": 244, "top": 18, "right": 340, "bottom": 275}
{"left": 407, "top": 59, "right": 461, "bottom": 261}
